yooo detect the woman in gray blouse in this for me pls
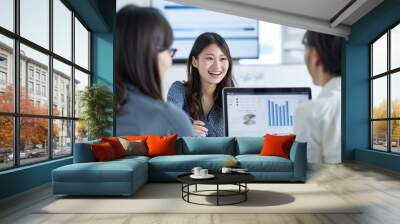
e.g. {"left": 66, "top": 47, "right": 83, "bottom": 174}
{"left": 167, "top": 32, "right": 235, "bottom": 137}
{"left": 116, "top": 5, "right": 193, "bottom": 137}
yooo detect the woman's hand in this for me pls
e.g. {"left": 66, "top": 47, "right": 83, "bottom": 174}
{"left": 192, "top": 120, "right": 208, "bottom": 137}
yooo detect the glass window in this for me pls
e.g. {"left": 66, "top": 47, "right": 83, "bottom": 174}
{"left": 0, "top": 0, "right": 14, "bottom": 31}
{"left": 0, "top": 71, "right": 7, "bottom": 84}
{"left": 20, "top": 44, "right": 49, "bottom": 115}
{"left": 372, "top": 121, "right": 388, "bottom": 151}
{"left": 53, "top": 59, "right": 72, "bottom": 116}
{"left": 371, "top": 24, "right": 400, "bottom": 153}
{"left": 372, "top": 77, "right": 387, "bottom": 119}
{"left": 74, "top": 17, "right": 89, "bottom": 70}
{"left": 0, "top": 35, "right": 13, "bottom": 113}
{"left": 74, "top": 69, "right": 89, "bottom": 118}
{"left": 391, "top": 72, "right": 400, "bottom": 118}
{"left": 53, "top": 119, "right": 72, "bottom": 158}
{"left": 28, "top": 67, "right": 34, "bottom": 79}
{"left": 0, "top": 116, "right": 13, "bottom": 170}
{"left": 36, "top": 83, "right": 40, "bottom": 95}
{"left": 42, "top": 85, "right": 46, "bottom": 96}
{"left": 372, "top": 34, "right": 387, "bottom": 76}
{"left": 28, "top": 81, "right": 34, "bottom": 93}
{"left": 53, "top": 0, "right": 72, "bottom": 60}
{"left": 19, "top": 117, "right": 49, "bottom": 165}
{"left": 75, "top": 120, "right": 88, "bottom": 143}
{"left": 391, "top": 24, "right": 400, "bottom": 70}
{"left": 20, "top": 0, "right": 49, "bottom": 49}
{"left": 0, "top": 55, "right": 7, "bottom": 67}
{"left": 391, "top": 120, "right": 400, "bottom": 153}
{"left": 0, "top": 0, "right": 91, "bottom": 169}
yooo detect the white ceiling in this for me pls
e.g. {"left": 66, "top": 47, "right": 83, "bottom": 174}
{"left": 171, "top": 0, "right": 384, "bottom": 38}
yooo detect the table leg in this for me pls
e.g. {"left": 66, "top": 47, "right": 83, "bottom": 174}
{"left": 195, "top": 184, "right": 197, "bottom": 192}
{"left": 217, "top": 184, "right": 219, "bottom": 206}
{"left": 245, "top": 183, "right": 247, "bottom": 201}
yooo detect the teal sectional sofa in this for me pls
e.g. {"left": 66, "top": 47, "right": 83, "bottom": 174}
{"left": 52, "top": 137, "right": 307, "bottom": 196}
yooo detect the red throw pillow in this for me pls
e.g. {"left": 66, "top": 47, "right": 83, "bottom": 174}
{"left": 146, "top": 135, "right": 177, "bottom": 157}
{"left": 101, "top": 137, "right": 126, "bottom": 158}
{"left": 91, "top": 142, "right": 117, "bottom": 161}
{"left": 259, "top": 134, "right": 296, "bottom": 159}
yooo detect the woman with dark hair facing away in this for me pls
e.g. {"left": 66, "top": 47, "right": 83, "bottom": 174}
{"left": 167, "top": 32, "right": 235, "bottom": 137}
{"left": 116, "top": 5, "right": 193, "bottom": 137}
{"left": 293, "top": 30, "right": 345, "bottom": 164}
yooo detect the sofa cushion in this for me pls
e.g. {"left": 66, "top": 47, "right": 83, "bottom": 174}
{"left": 178, "top": 137, "right": 235, "bottom": 155}
{"left": 148, "top": 154, "right": 235, "bottom": 172}
{"left": 235, "top": 137, "right": 263, "bottom": 155}
{"left": 236, "top": 155, "right": 293, "bottom": 172}
{"left": 260, "top": 134, "right": 296, "bottom": 159}
{"left": 52, "top": 158, "right": 147, "bottom": 183}
{"left": 118, "top": 138, "right": 147, "bottom": 156}
{"left": 91, "top": 142, "right": 118, "bottom": 161}
{"left": 147, "top": 135, "right": 177, "bottom": 157}
{"left": 101, "top": 137, "right": 127, "bottom": 158}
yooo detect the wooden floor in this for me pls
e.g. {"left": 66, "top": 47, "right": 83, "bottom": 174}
{"left": 1, "top": 162, "right": 400, "bottom": 224}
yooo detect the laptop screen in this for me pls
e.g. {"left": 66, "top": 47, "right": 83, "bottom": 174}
{"left": 223, "top": 87, "right": 312, "bottom": 137}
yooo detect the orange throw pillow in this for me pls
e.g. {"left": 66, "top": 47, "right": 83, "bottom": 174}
{"left": 259, "top": 134, "right": 296, "bottom": 159}
{"left": 146, "top": 135, "right": 177, "bottom": 157}
{"left": 101, "top": 137, "right": 126, "bottom": 158}
{"left": 124, "top": 135, "right": 148, "bottom": 141}
{"left": 91, "top": 142, "right": 117, "bottom": 161}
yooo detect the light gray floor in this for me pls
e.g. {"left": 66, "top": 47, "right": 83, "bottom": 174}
{"left": 1, "top": 162, "right": 400, "bottom": 224}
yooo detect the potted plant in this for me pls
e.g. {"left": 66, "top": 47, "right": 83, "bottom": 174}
{"left": 79, "top": 84, "right": 113, "bottom": 140}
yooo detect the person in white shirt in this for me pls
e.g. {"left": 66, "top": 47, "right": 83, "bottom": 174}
{"left": 293, "top": 31, "right": 345, "bottom": 164}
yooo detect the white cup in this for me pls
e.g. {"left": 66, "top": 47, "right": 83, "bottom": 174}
{"left": 191, "top": 167, "right": 202, "bottom": 176}
{"left": 200, "top": 169, "right": 208, "bottom": 176}
{"left": 221, "top": 167, "right": 232, "bottom": 174}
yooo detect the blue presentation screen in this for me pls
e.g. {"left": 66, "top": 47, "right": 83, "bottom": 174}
{"left": 153, "top": 1, "right": 259, "bottom": 60}
{"left": 223, "top": 88, "right": 312, "bottom": 137}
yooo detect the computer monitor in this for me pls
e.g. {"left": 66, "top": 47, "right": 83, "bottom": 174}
{"left": 223, "top": 87, "right": 312, "bottom": 137}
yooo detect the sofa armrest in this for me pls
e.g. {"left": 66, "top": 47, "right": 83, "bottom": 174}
{"left": 289, "top": 142, "right": 307, "bottom": 181}
{"left": 73, "top": 140, "right": 100, "bottom": 163}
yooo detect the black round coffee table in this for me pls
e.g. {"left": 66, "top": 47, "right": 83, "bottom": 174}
{"left": 177, "top": 173, "right": 255, "bottom": 206}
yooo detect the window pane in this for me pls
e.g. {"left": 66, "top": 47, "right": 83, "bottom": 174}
{"left": 391, "top": 120, "right": 400, "bottom": 153}
{"left": 20, "top": 44, "right": 49, "bottom": 115}
{"left": 0, "top": 34, "right": 14, "bottom": 112}
{"left": 391, "top": 24, "right": 400, "bottom": 70}
{"left": 74, "top": 18, "right": 89, "bottom": 70}
{"left": 53, "top": 119, "right": 72, "bottom": 158}
{"left": 372, "top": 33, "right": 387, "bottom": 76}
{"left": 391, "top": 72, "right": 400, "bottom": 118}
{"left": 20, "top": 0, "right": 49, "bottom": 49}
{"left": 53, "top": 0, "right": 72, "bottom": 60}
{"left": 75, "top": 120, "right": 88, "bottom": 143}
{"left": 74, "top": 69, "right": 89, "bottom": 118}
{"left": 53, "top": 59, "right": 72, "bottom": 117}
{"left": 372, "top": 121, "right": 388, "bottom": 151}
{"left": 20, "top": 117, "right": 49, "bottom": 165}
{"left": 0, "top": 0, "right": 14, "bottom": 31}
{"left": 372, "top": 77, "right": 387, "bottom": 119}
{"left": 0, "top": 116, "right": 13, "bottom": 170}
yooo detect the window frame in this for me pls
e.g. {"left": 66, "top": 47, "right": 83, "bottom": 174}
{"left": 370, "top": 20, "right": 400, "bottom": 154}
{"left": 0, "top": 0, "right": 92, "bottom": 171}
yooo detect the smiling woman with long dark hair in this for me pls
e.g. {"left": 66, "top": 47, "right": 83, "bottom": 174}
{"left": 116, "top": 5, "right": 192, "bottom": 137}
{"left": 167, "top": 32, "right": 235, "bottom": 137}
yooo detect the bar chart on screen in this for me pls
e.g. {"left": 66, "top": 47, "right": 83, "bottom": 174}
{"left": 267, "top": 100, "right": 294, "bottom": 127}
